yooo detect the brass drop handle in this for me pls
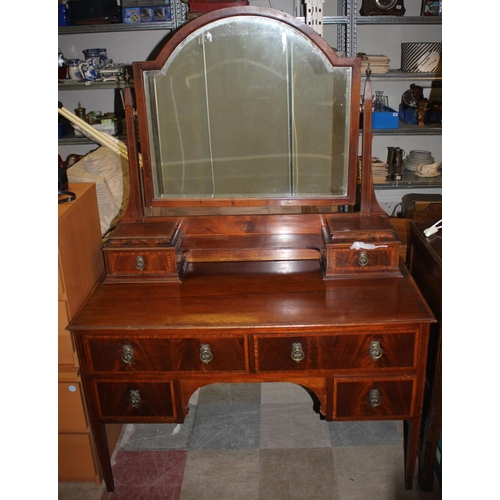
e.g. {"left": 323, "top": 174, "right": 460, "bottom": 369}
{"left": 129, "top": 389, "right": 141, "bottom": 409}
{"left": 369, "top": 340, "right": 383, "bottom": 361}
{"left": 121, "top": 344, "right": 135, "bottom": 364}
{"left": 200, "top": 344, "right": 213, "bottom": 364}
{"left": 135, "top": 255, "right": 146, "bottom": 271}
{"left": 358, "top": 251, "right": 369, "bottom": 267}
{"left": 368, "top": 388, "right": 381, "bottom": 408}
{"left": 291, "top": 342, "right": 305, "bottom": 363}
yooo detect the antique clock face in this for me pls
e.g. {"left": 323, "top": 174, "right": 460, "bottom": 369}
{"left": 360, "top": 0, "right": 406, "bottom": 16}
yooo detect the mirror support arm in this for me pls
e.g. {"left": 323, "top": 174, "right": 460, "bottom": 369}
{"left": 360, "top": 69, "right": 385, "bottom": 216}
{"left": 121, "top": 86, "right": 144, "bottom": 223}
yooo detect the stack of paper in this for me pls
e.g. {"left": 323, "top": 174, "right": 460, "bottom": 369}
{"left": 358, "top": 156, "right": 389, "bottom": 184}
{"left": 371, "top": 157, "right": 389, "bottom": 183}
{"left": 358, "top": 54, "right": 390, "bottom": 74}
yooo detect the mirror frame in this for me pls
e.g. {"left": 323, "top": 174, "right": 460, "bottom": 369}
{"left": 133, "top": 6, "right": 362, "bottom": 209}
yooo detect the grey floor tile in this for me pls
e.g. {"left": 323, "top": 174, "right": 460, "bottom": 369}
{"left": 180, "top": 449, "right": 260, "bottom": 500}
{"left": 260, "top": 402, "right": 330, "bottom": 449}
{"left": 189, "top": 402, "right": 260, "bottom": 450}
{"left": 188, "top": 387, "right": 200, "bottom": 405}
{"left": 260, "top": 382, "right": 315, "bottom": 404}
{"left": 118, "top": 406, "right": 196, "bottom": 451}
{"left": 333, "top": 444, "right": 420, "bottom": 500}
{"left": 260, "top": 448, "right": 340, "bottom": 500}
{"left": 196, "top": 382, "right": 261, "bottom": 405}
{"left": 329, "top": 420, "right": 402, "bottom": 447}
{"left": 58, "top": 482, "right": 105, "bottom": 500}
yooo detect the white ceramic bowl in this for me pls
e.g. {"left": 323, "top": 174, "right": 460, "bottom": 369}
{"left": 409, "top": 150, "right": 432, "bottom": 160}
{"left": 405, "top": 155, "right": 434, "bottom": 165}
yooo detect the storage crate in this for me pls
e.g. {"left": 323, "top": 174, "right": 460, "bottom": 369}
{"left": 398, "top": 104, "right": 416, "bottom": 124}
{"left": 398, "top": 104, "right": 442, "bottom": 125}
{"left": 372, "top": 106, "right": 399, "bottom": 129}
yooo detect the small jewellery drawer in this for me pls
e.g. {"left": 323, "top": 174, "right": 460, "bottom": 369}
{"left": 87, "top": 335, "right": 248, "bottom": 373}
{"left": 333, "top": 378, "right": 414, "bottom": 419}
{"left": 324, "top": 244, "right": 400, "bottom": 278}
{"left": 255, "top": 332, "right": 415, "bottom": 372}
{"left": 103, "top": 248, "right": 178, "bottom": 283}
{"left": 87, "top": 337, "right": 172, "bottom": 372}
{"left": 94, "top": 380, "right": 176, "bottom": 420}
{"left": 333, "top": 245, "right": 398, "bottom": 269}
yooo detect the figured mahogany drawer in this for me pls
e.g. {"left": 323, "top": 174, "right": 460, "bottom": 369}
{"left": 168, "top": 337, "right": 248, "bottom": 372}
{"left": 103, "top": 249, "right": 177, "bottom": 280}
{"left": 255, "top": 332, "right": 415, "bottom": 372}
{"left": 94, "top": 380, "right": 176, "bottom": 420}
{"left": 88, "top": 337, "right": 172, "bottom": 372}
{"left": 333, "top": 378, "right": 414, "bottom": 419}
{"left": 86, "top": 335, "right": 248, "bottom": 373}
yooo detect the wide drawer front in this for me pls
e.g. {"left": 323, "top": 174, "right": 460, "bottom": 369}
{"left": 94, "top": 380, "right": 176, "bottom": 419}
{"left": 334, "top": 378, "right": 414, "bottom": 419}
{"left": 255, "top": 332, "right": 415, "bottom": 372}
{"left": 86, "top": 335, "right": 248, "bottom": 373}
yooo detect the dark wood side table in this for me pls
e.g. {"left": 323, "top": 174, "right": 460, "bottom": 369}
{"left": 407, "top": 220, "right": 442, "bottom": 491}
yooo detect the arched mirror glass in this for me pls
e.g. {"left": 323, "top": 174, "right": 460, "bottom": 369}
{"left": 140, "top": 12, "right": 357, "bottom": 203}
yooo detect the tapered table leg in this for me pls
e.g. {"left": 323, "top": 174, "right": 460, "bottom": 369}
{"left": 404, "top": 419, "right": 420, "bottom": 490}
{"left": 91, "top": 422, "right": 115, "bottom": 492}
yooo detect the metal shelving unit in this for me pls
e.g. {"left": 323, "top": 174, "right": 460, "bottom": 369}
{"left": 58, "top": 1, "right": 442, "bottom": 147}
{"left": 59, "top": 22, "right": 173, "bottom": 34}
{"left": 59, "top": 0, "right": 188, "bottom": 35}
{"left": 356, "top": 15, "right": 442, "bottom": 25}
{"left": 364, "top": 70, "right": 441, "bottom": 82}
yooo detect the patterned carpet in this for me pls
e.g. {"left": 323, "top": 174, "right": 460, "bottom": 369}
{"left": 59, "top": 382, "right": 442, "bottom": 500}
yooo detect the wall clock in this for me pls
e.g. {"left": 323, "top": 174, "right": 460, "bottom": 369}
{"left": 359, "top": 0, "right": 406, "bottom": 16}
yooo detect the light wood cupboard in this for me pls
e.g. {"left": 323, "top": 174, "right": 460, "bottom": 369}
{"left": 58, "top": 182, "right": 122, "bottom": 484}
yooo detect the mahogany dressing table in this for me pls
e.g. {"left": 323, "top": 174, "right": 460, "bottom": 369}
{"left": 68, "top": 7, "right": 435, "bottom": 492}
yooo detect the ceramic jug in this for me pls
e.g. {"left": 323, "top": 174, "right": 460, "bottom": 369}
{"left": 82, "top": 48, "right": 101, "bottom": 61}
{"left": 79, "top": 59, "right": 100, "bottom": 81}
{"left": 67, "top": 59, "right": 83, "bottom": 80}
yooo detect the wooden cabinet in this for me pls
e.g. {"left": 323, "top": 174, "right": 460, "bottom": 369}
{"left": 58, "top": 182, "right": 122, "bottom": 483}
{"left": 407, "top": 219, "right": 442, "bottom": 491}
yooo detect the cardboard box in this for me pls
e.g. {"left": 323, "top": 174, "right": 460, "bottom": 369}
{"left": 122, "top": 6, "right": 171, "bottom": 23}
{"left": 372, "top": 106, "right": 399, "bottom": 129}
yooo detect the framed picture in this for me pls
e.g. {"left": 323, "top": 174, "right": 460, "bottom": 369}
{"left": 421, "top": 0, "right": 441, "bottom": 16}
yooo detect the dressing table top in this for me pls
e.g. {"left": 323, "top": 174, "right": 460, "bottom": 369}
{"left": 70, "top": 260, "right": 434, "bottom": 331}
